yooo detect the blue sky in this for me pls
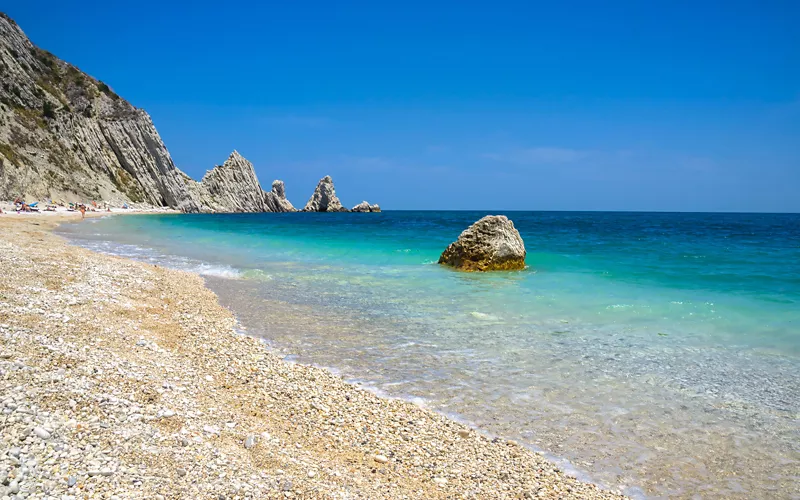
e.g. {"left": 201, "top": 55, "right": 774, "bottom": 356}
{"left": 5, "top": 1, "right": 799, "bottom": 211}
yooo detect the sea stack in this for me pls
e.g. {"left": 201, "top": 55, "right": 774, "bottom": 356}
{"left": 438, "top": 215, "right": 526, "bottom": 271}
{"left": 302, "top": 176, "right": 348, "bottom": 212}
{"left": 184, "top": 151, "right": 268, "bottom": 213}
{"left": 351, "top": 201, "right": 381, "bottom": 212}
{"left": 263, "top": 180, "right": 296, "bottom": 212}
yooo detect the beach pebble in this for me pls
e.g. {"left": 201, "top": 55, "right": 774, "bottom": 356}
{"left": 458, "top": 429, "right": 470, "bottom": 438}
{"left": 244, "top": 435, "right": 257, "bottom": 449}
{"left": 33, "top": 427, "right": 51, "bottom": 439}
{"left": 374, "top": 454, "right": 389, "bottom": 464}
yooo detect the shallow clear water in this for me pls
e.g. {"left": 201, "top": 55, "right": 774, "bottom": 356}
{"left": 59, "top": 211, "right": 800, "bottom": 498}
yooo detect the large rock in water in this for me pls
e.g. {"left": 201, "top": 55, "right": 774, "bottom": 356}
{"left": 438, "top": 215, "right": 526, "bottom": 271}
{"left": 185, "top": 151, "right": 269, "bottom": 212}
{"left": 302, "top": 175, "right": 347, "bottom": 212}
{"left": 351, "top": 201, "right": 381, "bottom": 212}
{"left": 263, "top": 180, "right": 296, "bottom": 212}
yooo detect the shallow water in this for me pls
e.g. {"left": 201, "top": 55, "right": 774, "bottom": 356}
{"left": 59, "top": 211, "right": 800, "bottom": 498}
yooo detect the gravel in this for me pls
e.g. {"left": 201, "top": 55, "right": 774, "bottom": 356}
{"left": 0, "top": 216, "right": 626, "bottom": 499}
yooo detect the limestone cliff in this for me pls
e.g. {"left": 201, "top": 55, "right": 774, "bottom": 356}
{"left": 186, "top": 151, "right": 260, "bottom": 212}
{"left": 182, "top": 152, "right": 296, "bottom": 213}
{"left": 0, "top": 13, "right": 376, "bottom": 214}
{"left": 0, "top": 13, "right": 198, "bottom": 211}
{"left": 302, "top": 175, "right": 347, "bottom": 212}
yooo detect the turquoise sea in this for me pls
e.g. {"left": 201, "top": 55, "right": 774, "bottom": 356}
{"left": 59, "top": 211, "right": 800, "bottom": 499}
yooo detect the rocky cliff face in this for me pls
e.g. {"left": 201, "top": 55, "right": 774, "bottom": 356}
{"left": 183, "top": 152, "right": 296, "bottom": 213}
{"left": 0, "top": 13, "right": 198, "bottom": 211}
{"left": 186, "top": 151, "right": 261, "bottom": 212}
{"left": 302, "top": 175, "right": 347, "bottom": 212}
{"left": 0, "top": 13, "right": 376, "bottom": 213}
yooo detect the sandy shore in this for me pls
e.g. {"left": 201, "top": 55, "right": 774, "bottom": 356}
{"left": 0, "top": 216, "right": 625, "bottom": 499}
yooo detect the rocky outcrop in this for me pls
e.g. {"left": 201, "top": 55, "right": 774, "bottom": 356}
{"left": 438, "top": 215, "right": 526, "bottom": 271}
{"left": 351, "top": 201, "right": 381, "bottom": 212}
{"left": 263, "top": 180, "right": 295, "bottom": 212}
{"left": 0, "top": 13, "right": 376, "bottom": 214}
{"left": 185, "top": 151, "right": 266, "bottom": 213}
{"left": 0, "top": 13, "right": 199, "bottom": 211}
{"left": 302, "top": 175, "right": 347, "bottom": 212}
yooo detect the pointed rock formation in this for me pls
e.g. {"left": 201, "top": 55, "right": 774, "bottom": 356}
{"left": 184, "top": 151, "right": 268, "bottom": 212}
{"left": 438, "top": 215, "right": 526, "bottom": 271}
{"left": 302, "top": 176, "right": 347, "bottom": 212}
{"left": 263, "top": 180, "right": 296, "bottom": 212}
{"left": 351, "top": 201, "right": 381, "bottom": 212}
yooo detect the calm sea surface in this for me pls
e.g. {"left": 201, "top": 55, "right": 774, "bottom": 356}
{"left": 59, "top": 211, "right": 800, "bottom": 498}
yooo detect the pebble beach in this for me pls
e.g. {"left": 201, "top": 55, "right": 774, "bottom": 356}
{"left": 0, "top": 216, "right": 625, "bottom": 499}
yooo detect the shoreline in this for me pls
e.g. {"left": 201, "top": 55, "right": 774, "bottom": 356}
{"left": 0, "top": 216, "right": 624, "bottom": 499}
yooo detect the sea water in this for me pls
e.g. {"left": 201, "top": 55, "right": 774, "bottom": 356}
{"left": 58, "top": 211, "right": 800, "bottom": 498}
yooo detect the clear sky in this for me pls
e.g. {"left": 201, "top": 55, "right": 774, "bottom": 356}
{"left": 4, "top": 1, "right": 799, "bottom": 211}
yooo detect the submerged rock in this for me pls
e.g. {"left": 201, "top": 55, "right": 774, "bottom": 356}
{"left": 438, "top": 215, "right": 526, "bottom": 271}
{"left": 351, "top": 201, "right": 381, "bottom": 212}
{"left": 302, "top": 176, "right": 347, "bottom": 212}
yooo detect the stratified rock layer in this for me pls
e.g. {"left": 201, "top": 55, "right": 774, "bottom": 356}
{"left": 0, "top": 12, "right": 375, "bottom": 213}
{"left": 184, "top": 151, "right": 264, "bottom": 213}
{"left": 351, "top": 201, "right": 381, "bottom": 212}
{"left": 0, "top": 13, "right": 198, "bottom": 211}
{"left": 438, "top": 215, "right": 526, "bottom": 271}
{"left": 302, "top": 176, "right": 347, "bottom": 212}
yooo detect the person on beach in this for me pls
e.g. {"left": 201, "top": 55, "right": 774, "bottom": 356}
{"left": 79, "top": 204, "right": 86, "bottom": 219}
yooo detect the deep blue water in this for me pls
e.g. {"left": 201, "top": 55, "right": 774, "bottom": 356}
{"left": 59, "top": 211, "right": 800, "bottom": 499}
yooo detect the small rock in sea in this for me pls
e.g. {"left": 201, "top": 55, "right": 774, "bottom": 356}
{"left": 438, "top": 215, "right": 526, "bottom": 271}
{"left": 244, "top": 435, "right": 257, "bottom": 449}
{"left": 374, "top": 454, "right": 389, "bottom": 464}
{"left": 33, "top": 426, "right": 51, "bottom": 439}
{"left": 458, "top": 429, "right": 470, "bottom": 438}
